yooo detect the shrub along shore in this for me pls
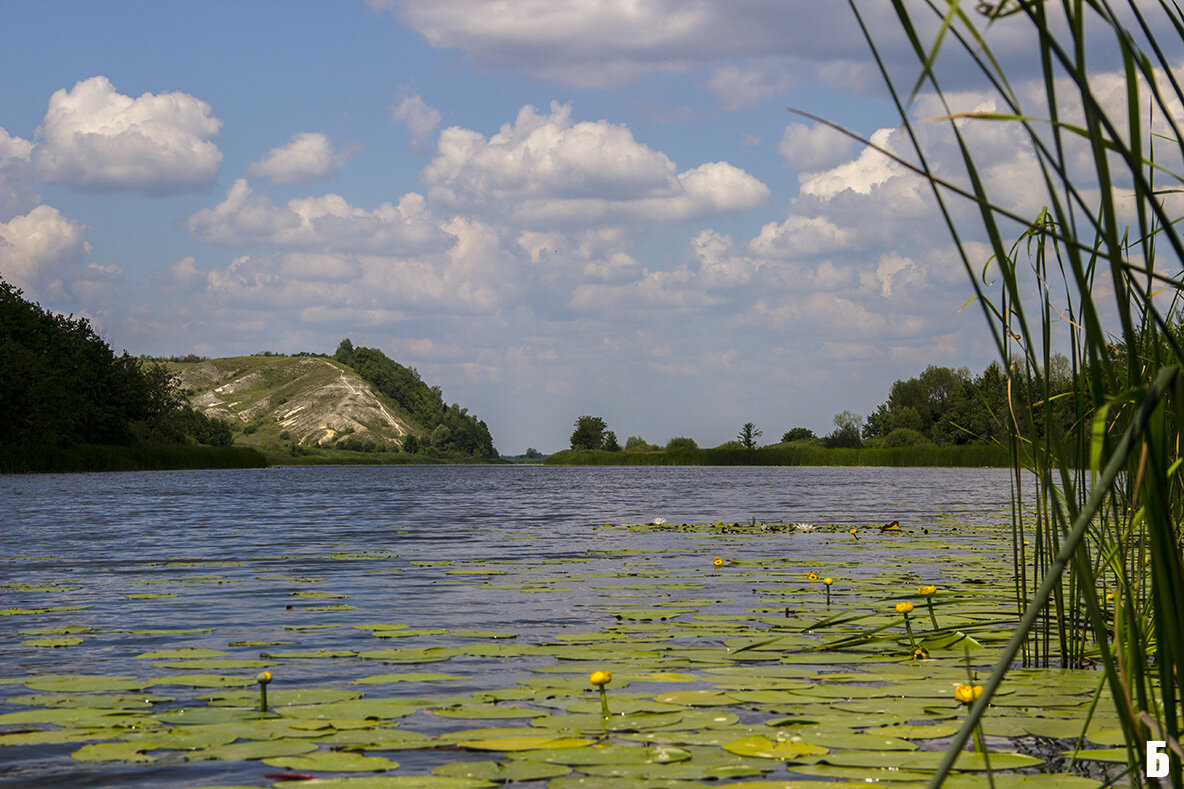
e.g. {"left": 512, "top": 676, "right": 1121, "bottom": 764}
{"left": 544, "top": 444, "right": 1009, "bottom": 467}
{"left": 0, "top": 443, "right": 268, "bottom": 474}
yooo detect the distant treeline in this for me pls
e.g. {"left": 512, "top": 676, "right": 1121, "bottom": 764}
{"left": 544, "top": 444, "right": 1009, "bottom": 468}
{"left": 0, "top": 280, "right": 264, "bottom": 473}
{"left": 333, "top": 339, "right": 497, "bottom": 458}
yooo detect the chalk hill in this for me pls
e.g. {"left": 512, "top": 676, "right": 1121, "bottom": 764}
{"left": 172, "top": 355, "right": 416, "bottom": 451}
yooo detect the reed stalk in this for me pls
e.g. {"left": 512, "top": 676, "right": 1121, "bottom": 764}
{"left": 851, "top": 0, "right": 1184, "bottom": 784}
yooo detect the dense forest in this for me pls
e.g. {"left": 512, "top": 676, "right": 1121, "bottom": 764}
{"left": 0, "top": 280, "right": 252, "bottom": 472}
{"left": 333, "top": 339, "right": 497, "bottom": 458}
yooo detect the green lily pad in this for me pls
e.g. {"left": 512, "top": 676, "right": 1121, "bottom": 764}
{"left": 458, "top": 736, "right": 595, "bottom": 751}
{"left": 279, "top": 699, "right": 418, "bottom": 720}
{"left": 432, "top": 705, "right": 547, "bottom": 719}
{"left": 149, "top": 674, "right": 256, "bottom": 688}
{"left": 652, "top": 690, "right": 738, "bottom": 707}
{"left": 25, "top": 675, "right": 146, "bottom": 693}
{"left": 72, "top": 741, "right": 155, "bottom": 763}
{"left": 153, "top": 659, "right": 274, "bottom": 670}
{"left": 200, "top": 687, "right": 362, "bottom": 707}
{"left": 512, "top": 743, "right": 691, "bottom": 765}
{"left": 722, "top": 735, "right": 828, "bottom": 760}
{"left": 821, "top": 750, "right": 1044, "bottom": 770}
{"left": 136, "top": 648, "right": 228, "bottom": 659}
{"left": 274, "top": 777, "right": 494, "bottom": 788}
{"left": 433, "top": 759, "right": 571, "bottom": 782}
{"left": 21, "top": 636, "right": 84, "bottom": 648}
{"left": 0, "top": 728, "right": 112, "bottom": 746}
{"left": 188, "top": 738, "right": 319, "bottom": 761}
{"left": 264, "top": 751, "right": 399, "bottom": 771}
{"left": 353, "top": 673, "right": 467, "bottom": 684}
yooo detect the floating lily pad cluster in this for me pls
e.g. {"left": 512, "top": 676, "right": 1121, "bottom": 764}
{"left": 0, "top": 514, "right": 1125, "bottom": 787}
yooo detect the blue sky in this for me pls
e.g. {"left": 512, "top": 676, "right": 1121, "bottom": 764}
{"left": 1, "top": 1, "right": 1164, "bottom": 453}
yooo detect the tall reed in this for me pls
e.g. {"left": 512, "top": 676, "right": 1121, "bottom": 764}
{"left": 851, "top": 0, "right": 1184, "bottom": 783}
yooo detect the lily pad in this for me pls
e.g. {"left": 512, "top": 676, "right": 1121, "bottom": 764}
{"left": 264, "top": 751, "right": 399, "bottom": 771}
{"left": 188, "top": 738, "right": 319, "bottom": 761}
{"left": 433, "top": 759, "right": 571, "bottom": 782}
{"left": 722, "top": 735, "right": 828, "bottom": 760}
{"left": 25, "top": 675, "right": 146, "bottom": 693}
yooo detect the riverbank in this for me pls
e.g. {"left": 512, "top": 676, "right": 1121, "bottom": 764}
{"left": 544, "top": 443, "right": 1009, "bottom": 467}
{"left": 0, "top": 443, "right": 268, "bottom": 474}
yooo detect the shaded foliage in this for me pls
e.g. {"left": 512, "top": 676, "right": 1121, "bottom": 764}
{"left": 570, "top": 415, "right": 607, "bottom": 450}
{"left": 334, "top": 339, "right": 496, "bottom": 458}
{"left": 0, "top": 280, "right": 233, "bottom": 466}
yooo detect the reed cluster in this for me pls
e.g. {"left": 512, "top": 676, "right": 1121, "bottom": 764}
{"left": 858, "top": 0, "right": 1184, "bottom": 782}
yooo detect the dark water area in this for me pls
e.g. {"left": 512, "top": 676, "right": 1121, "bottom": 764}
{"left": 0, "top": 465, "right": 1026, "bottom": 786}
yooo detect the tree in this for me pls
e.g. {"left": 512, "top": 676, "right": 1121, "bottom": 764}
{"left": 570, "top": 416, "right": 607, "bottom": 450}
{"left": 781, "top": 427, "right": 815, "bottom": 443}
{"left": 625, "top": 435, "right": 654, "bottom": 451}
{"left": 738, "top": 422, "right": 762, "bottom": 449}
{"left": 403, "top": 434, "right": 420, "bottom": 453}
{"left": 430, "top": 424, "right": 451, "bottom": 449}
{"left": 524, "top": 447, "right": 541, "bottom": 459}
{"left": 602, "top": 431, "right": 621, "bottom": 452}
{"left": 666, "top": 436, "right": 698, "bottom": 451}
{"left": 825, "top": 411, "right": 863, "bottom": 449}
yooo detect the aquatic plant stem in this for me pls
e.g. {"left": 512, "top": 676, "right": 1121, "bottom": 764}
{"left": 599, "top": 685, "right": 609, "bottom": 718}
{"left": 902, "top": 612, "right": 917, "bottom": 649}
{"left": 927, "top": 366, "right": 1179, "bottom": 788}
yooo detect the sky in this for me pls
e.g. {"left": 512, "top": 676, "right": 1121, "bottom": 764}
{"left": 1, "top": 1, "right": 1176, "bottom": 454}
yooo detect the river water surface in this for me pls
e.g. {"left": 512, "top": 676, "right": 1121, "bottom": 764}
{"left": 0, "top": 465, "right": 1026, "bottom": 786}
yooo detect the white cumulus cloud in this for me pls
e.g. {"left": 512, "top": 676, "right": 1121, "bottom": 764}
{"left": 422, "top": 102, "right": 768, "bottom": 226}
{"left": 779, "top": 122, "right": 854, "bottom": 173}
{"left": 0, "top": 204, "right": 91, "bottom": 295}
{"left": 248, "top": 132, "right": 354, "bottom": 184}
{"left": 186, "top": 179, "right": 447, "bottom": 254}
{"left": 391, "top": 90, "right": 443, "bottom": 152}
{"left": 32, "top": 76, "right": 223, "bottom": 194}
{"left": 0, "top": 127, "right": 37, "bottom": 221}
{"left": 368, "top": 0, "right": 907, "bottom": 89}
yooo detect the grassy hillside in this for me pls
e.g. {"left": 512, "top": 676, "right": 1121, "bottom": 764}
{"left": 170, "top": 355, "right": 420, "bottom": 460}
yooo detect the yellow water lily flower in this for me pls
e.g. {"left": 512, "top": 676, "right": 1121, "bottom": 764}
{"left": 713, "top": 556, "right": 724, "bottom": 567}
{"left": 823, "top": 577, "right": 833, "bottom": 586}
{"left": 589, "top": 670, "right": 612, "bottom": 686}
{"left": 895, "top": 601, "right": 914, "bottom": 614}
{"left": 807, "top": 571, "right": 819, "bottom": 581}
{"left": 918, "top": 585, "right": 936, "bottom": 596}
{"left": 911, "top": 646, "right": 929, "bottom": 660}
{"left": 955, "top": 684, "right": 983, "bottom": 704}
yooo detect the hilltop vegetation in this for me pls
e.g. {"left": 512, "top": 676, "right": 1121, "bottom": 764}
{"left": 334, "top": 339, "right": 496, "bottom": 458}
{"left": 0, "top": 280, "right": 263, "bottom": 473}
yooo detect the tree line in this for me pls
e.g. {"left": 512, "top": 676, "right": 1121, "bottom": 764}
{"left": 562, "top": 358, "right": 1077, "bottom": 455}
{"left": 0, "top": 279, "right": 232, "bottom": 464}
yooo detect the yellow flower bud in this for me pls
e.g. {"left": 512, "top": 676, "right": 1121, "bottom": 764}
{"left": 954, "top": 683, "right": 983, "bottom": 704}
{"left": 256, "top": 671, "right": 272, "bottom": 685}
{"left": 589, "top": 670, "right": 612, "bottom": 687}
{"left": 823, "top": 577, "right": 833, "bottom": 586}
{"left": 918, "top": 585, "right": 936, "bottom": 596}
{"left": 896, "top": 601, "right": 914, "bottom": 614}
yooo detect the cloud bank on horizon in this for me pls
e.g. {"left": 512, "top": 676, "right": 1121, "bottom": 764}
{"left": 1, "top": 1, "right": 1177, "bottom": 452}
